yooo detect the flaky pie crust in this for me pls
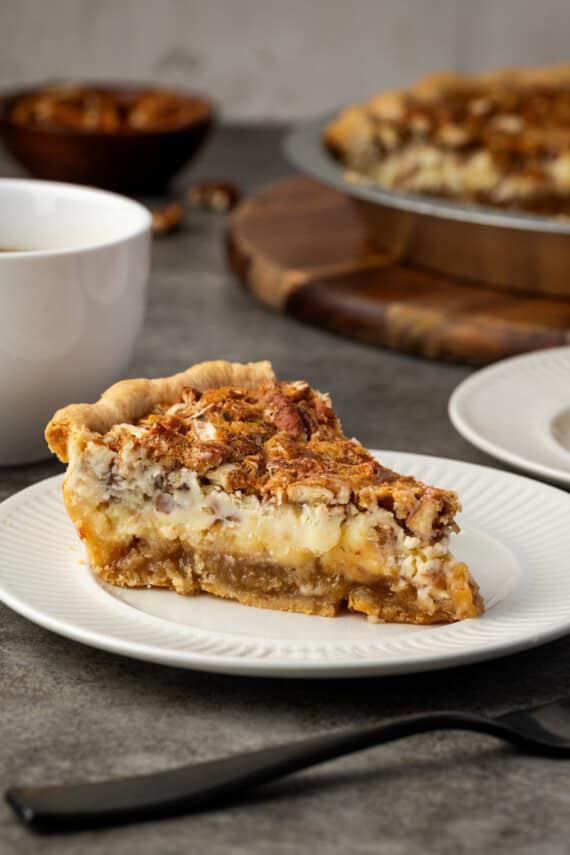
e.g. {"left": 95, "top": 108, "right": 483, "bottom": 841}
{"left": 46, "top": 360, "right": 275, "bottom": 463}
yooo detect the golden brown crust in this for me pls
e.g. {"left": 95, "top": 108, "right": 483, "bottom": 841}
{"left": 398, "top": 63, "right": 570, "bottom": 102}
{"left": 45, "top": 360, "right": 275, "bottom": 462}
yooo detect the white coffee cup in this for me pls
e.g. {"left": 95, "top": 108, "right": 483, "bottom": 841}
{"left": 0, "top": 179, "right": 152, "bottom": 465}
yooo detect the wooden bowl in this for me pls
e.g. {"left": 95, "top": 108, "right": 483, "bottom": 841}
{"left": 0, "top": 84, "right": 216, "bottom": 193}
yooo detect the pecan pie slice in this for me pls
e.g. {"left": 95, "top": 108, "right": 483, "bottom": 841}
{"left": 325, "top": 61, "right": 570, "bottom": 213}
{"left": 45, "top": 361, "right": 482, "bottom": 624}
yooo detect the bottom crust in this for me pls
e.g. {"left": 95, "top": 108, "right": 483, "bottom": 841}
{"left": 94, "top": 538, "right": 483, "bottom": 625}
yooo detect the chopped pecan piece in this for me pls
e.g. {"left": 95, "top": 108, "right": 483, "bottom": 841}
{"left": 187, "top": 179, "right": 241, "bottom": 212}
{"left": 151, "top": 201, "right": 185, "bottom": 236}
{"left": 9, "top": 84, "right": 206, "bottom": 133}
{"left": 263, "top": 389, "right": 306, "bottom": 438}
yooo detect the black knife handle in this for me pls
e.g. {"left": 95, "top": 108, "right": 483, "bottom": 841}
{"left": 6, "top": 711, "right": 566, "bottom": 833}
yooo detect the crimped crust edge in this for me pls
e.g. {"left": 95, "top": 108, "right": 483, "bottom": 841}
{"left": 45, "top": 360, "right": 276, "bottom": 462}
{"left": 325, "top": 60, "right": 570, "bottom": 153}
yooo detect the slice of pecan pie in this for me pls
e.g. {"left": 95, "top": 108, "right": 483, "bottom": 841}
{"left": 45, "top": 361, "right": 483, "bottom": 624}
{"left": 325, "top": 62, "right": 570, "bottom": 213}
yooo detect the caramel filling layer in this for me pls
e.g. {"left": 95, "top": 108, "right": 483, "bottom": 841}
{"left": 97, "top": 538, "right": 480, "bottom": 624}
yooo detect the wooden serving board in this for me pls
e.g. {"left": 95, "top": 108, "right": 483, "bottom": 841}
{"left": 227, "top": 176, "right": 570, "bottom": 365}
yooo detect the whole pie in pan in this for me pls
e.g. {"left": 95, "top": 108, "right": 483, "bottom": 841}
{"left": 46, "top": 361, "right": 483, "bottom": 624}
{"left": 325, "top": 61, "right": 570, "bottom": 213}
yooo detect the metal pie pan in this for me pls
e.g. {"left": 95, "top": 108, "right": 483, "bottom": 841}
{"left": 284, "top": 115, "right": 570, "bottom": 298}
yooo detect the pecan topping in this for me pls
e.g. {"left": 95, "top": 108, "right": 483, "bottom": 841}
{"left": 263, "top": 389, "right": 306, "bottom": 438}
{"left": 104, "top": 379, "right": 460, "bottom": 532}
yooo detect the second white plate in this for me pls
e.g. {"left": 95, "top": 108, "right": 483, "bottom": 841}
{"left": 1, "top": 451, "right": 570, "bottom": 678}
{"left": 449, "top": 346, "right": 570, "bottom": 487}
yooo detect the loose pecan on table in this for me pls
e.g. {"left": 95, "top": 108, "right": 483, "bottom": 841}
{"left": 151, "top": 201, "right": 185, "bottom": 236}
{"left": 186, "top": 179, "right": 241, "bottom": 212}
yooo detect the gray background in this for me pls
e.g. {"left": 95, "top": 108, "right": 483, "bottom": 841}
{"left": 2, "top": 0, "right": 570, "bottom": 119}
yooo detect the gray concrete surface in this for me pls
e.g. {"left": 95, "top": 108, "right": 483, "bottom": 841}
{"left": 3, "top": 0, "right": 570, "bottom": 119}
{"left": 1, "top": 127, "right": 570, "bottom": 854}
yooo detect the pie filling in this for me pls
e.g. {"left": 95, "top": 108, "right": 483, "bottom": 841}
{"left": 343, "top": 143, "right": 570, "bottom": 211}
{"left": 326, "top": 70, "right": 570, "bottom": 212}
{"left": 65, "top": 428, "right": 480, "bottom": 624}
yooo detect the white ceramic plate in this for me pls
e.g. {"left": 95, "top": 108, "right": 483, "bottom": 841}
{"left": 449, "top": 347, "right": 570, "bottom": 488}
{"left": 1, "top": 451, "right": 569, "bottom": 678}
